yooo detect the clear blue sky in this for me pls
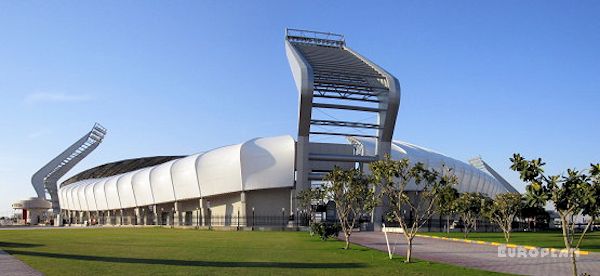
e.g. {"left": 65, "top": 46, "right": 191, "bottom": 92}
{"left": 1, "top": 1, "right": 599, "bottom": 216}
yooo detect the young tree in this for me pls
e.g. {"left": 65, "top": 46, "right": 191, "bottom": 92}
{"left": 437, "top": 185, "right": 459, "bottom": 234}
{"left": 484, "top": 193, "right": 522, "bottom": 242}
{"left": 323, "top": 167, "right": 378, "bottom": 250}
{"left": 370, "top": 156, "right": 457, "bottom": 263}
{"left": 510, "top": 154, "right": 600, "bottom": 276}
{"left": 297, "top": 188, "right": 324, "bottom": 223}
{"left": 455, "top": 192, "right": 487, "bottom": 239}
{"left": 520, "top": 205, "right": 549, "bottom": 231}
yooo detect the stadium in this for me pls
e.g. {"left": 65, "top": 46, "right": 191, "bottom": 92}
{"left": 15, "top": 29, "right": 517, "bottom": 228}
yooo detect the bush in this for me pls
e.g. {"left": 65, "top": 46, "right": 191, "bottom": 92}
{"left": 310, "top": 222, "right": 341, "bottom": 240}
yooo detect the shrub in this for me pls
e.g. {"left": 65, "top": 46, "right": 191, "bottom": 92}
{"left": 310, "top": 222, "right": 341, "bottom": 240}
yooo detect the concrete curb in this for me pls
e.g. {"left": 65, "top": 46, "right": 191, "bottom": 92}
{"left": 415, "top": 234, "right": 590, "bottom": 255}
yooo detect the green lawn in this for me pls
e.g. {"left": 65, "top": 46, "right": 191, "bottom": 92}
{"left": 0, "top": 228, "right": 508, "bottom": 275}
{"left": 422, "top": 231, "right": 600, "bottom": 252}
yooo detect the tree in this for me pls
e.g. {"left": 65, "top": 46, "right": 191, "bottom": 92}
{"left": 370, "top": 156, "right": 457, "bottom": 263}
{"left": 510, "top": 154, "right": 600, "bottom": 276}
{"left": 520, "top": 205, "right": 549, "bottom": 231}
{"left": 455, "top": 192, "right": 487, "bottom": 239}
{"left": 297, "top": 188, "right": 325, "bottom": 223}
{"left": 484, "top": 193, "right": 522, "bottom": 242}
{"left": 323, "top": 167, "right": 378, "bottom": 250}
{"left": 437, "top": 185, "right": 459, "bottom": 234}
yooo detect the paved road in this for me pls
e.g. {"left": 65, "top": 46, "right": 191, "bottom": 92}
{"left": 351, "top": 232, "right": 600, "bottom": 276}
{"left": 0, "top": 250, "right": 43, "bottom": 276}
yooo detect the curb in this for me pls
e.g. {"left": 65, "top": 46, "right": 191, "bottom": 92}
{"left": 415, "top": 234, "right": 590, "bottom": 256}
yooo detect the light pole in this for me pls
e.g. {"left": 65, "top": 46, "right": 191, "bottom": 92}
{"left": 282, "top": 208, "right": 285, "bottom": 231}
{"left": 171, "top": 207, "right": 175, "bottom": 228}
{"left": 207, "top": 201, "right": 211, "bottom": 230}
{"left": 196, "top": 207, "right": 200, "bottom": 228}
{"left": 252, "top": 207, "right": 255, "bottom": 231}
{"left": 296, "top": 208, "right": 300, "bottom": 230}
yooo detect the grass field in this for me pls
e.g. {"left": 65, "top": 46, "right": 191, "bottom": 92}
{"left": 0, "top": 227, "right": 509, "bottom": 275}
{"left": 422, "top": 231, "right": 600, "bottom": 252}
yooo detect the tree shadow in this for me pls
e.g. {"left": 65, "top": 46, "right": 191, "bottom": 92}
{"left": 4, "top": 250, "right": 366, "bottom": 269}
{"left": 0, "top": 242, "right": 43, "bottom": 248}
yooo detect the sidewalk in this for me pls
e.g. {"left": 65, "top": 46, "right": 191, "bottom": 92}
{"left": 0, "top": 249, "right": 43, "bottom": 276}
{"left": 350, "top": 232, "right": 600, "bottom": 276}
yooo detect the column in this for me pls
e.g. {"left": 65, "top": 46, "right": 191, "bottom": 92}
{"left": 199, "top": 198, "right": 209, "bottom": 226}
{"left": 108, "top": 210, "right": 113, "bottom": 225}
{"left": 174, "top": 202, "right": 181, "bottom": 227}
{"left": 240, "top": 192, "right": 247, "bottom": 226}
{"left": 153, "top": 205, "right": 159, "bottom": 226}
{"left": 143, "top": 207, "right": 148, "bottom": 226}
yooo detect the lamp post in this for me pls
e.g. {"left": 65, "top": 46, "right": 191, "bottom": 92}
{"left": 207, "top": 201, "right": 211, "bottom": 230}
{"left": 171, "top": 207, "right": 175, "bottom": 228}
{"left": 282, "top": 208, "right": 285, "bottom": 231}
{"left": 296, "top": 208, "right": 300, "bottom": 230}
{"left": 251, "top": 207, "right": 255, "bottom": 231}
{"left": 237, "top": 209, "right": 240, "bottom": 231}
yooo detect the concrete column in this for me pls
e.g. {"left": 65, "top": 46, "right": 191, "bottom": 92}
{"left": 119, "top": 209, "right": 124, "bottom": 225}
{"left": 240, "top": 192, "right": 247, "bottom": 226}
{"left": 135, "top": 208, "right": 141, "bottom": 225}
{"left": 174, "top": 202, "right": 181, "bottom": 227}
{"left": 107, "top": 210, "right": 113, "bottom": 225}
{"left": 199, "top": 198, "right": 208, "bottom": 226}
{"left": 141, "top": 208, "right": 146, "bottom": 225}
{"left": 153, "top": 205, "right": 159, "bottom": 226}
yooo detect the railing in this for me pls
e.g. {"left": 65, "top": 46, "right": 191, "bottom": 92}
{"left": 286, "top": 28, "right": 345, "bottom": 47}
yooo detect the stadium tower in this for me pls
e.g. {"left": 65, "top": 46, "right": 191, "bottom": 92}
{"left": 30, "top": 123, "right": 106, "bottom": 223}
{"left": 285, "top": 29, "right": 400, "bottom": 228}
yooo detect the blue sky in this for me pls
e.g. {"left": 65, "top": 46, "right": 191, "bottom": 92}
{"left": 1, "top": 1, "right": 599, "bottom": 216}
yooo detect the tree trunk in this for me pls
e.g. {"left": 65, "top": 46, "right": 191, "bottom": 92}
{"left": 447, "top": 216, "right": 450, "bottom": 234}
{"left": 571, "top": 252, "right": 578, "bottom": 276}
{"left": 405, "top": 237, "right": 413, "bottom": 263}
{"left": 344, "top": 232, "right": 350, "bottom": 250}
{"left": 560, "top": 215, "right": 577, "bottom": 276}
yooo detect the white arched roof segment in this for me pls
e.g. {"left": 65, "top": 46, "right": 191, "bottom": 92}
{"left": 85, "top": 180, "right": 98, "bottom": 211}
{"left": 58, "top": 186, "right": 66, "bottom": 210}
{"left": 66, "top": 182, "right": 79, "bottom": 210}
{"left": 72, "top": 180, "right": 91, "bottom": 211}
{"left": 132, "top": 168, "right": 154, "bottom": 207}
{"left": 105, "top": 175, "right": 122, "bottom": 210}
{"left": 76, "top": 182, "right": 89, "bottom": 211}
{"left": 172, "top": 154, "right": 202, "bottom": 201}
{"left": 150, "top": 160, "right": 177, "bottom": 205}
{"left": 117, "top": 171, "right": 137, "bottom": 209}
{"left": 196, "top": 144, "right": 243, "bottom": 197}
{"left": 93, "top": 178, "right": 109, "bottom": 211}
{"left": 61, "top": 182, "right": 71, "bottom": 210}
{"left": 241, "top": 136, "right": 295, "bottom": 192}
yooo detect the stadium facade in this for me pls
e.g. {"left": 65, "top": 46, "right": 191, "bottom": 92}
{"left": 16, "top": 29, "right": 517, "bottom": 227}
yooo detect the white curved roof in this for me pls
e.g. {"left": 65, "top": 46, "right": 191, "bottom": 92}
{"left": 59, "top": 135, "right": 295, "bottom": 211}
{"left": 353, "top": 137, "right": 512, "bottom": 197}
